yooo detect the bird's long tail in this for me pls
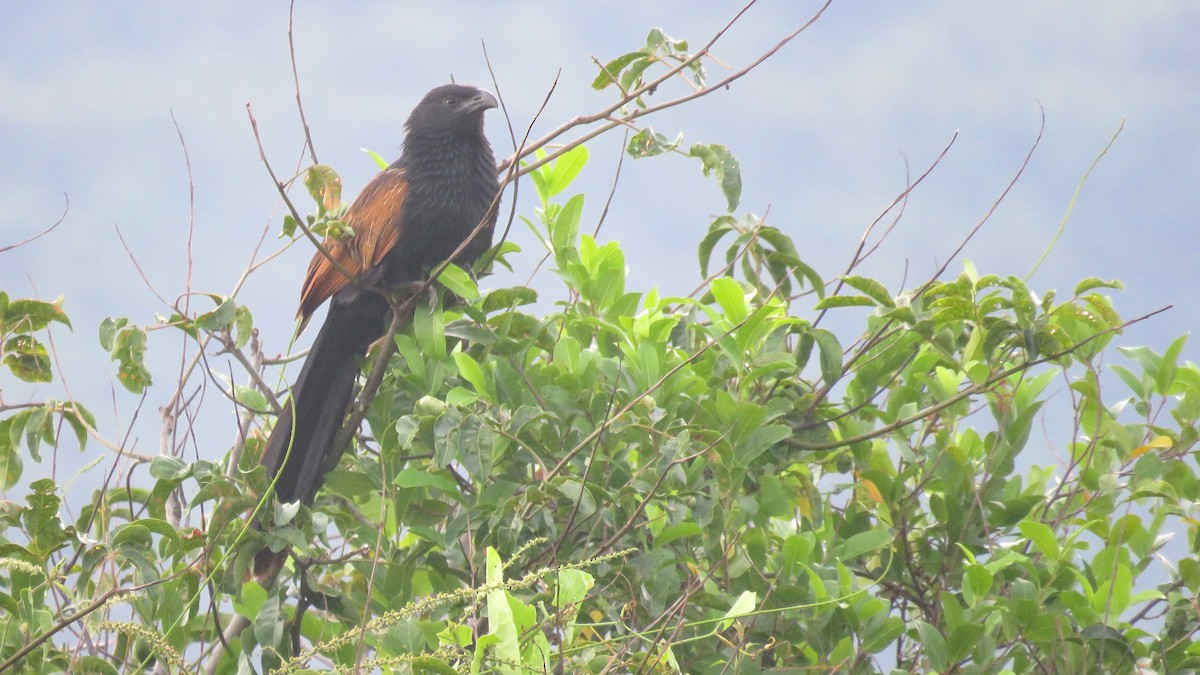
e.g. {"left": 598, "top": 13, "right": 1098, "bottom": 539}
{"left": 260, "top": 294, "right": 387, "bottom": 507}
{"left": 254, "top": 295, "right": 386, "bottom": 580}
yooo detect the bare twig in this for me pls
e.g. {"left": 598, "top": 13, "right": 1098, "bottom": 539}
{"left": 226, "top": 330, "right": 265, "bottom": 476}
{"left": 1026, "top": 117, "right": 1124, "bottom": 280}
{"left": 496, "top": 0, "right": 832, "bottom": 182}
{"left": 246, "top": 104, "right": 359, "bottom": 289}
{"left": 288, "top": 0, "right": 319, "bottom": 166}
{"left": 114, "top": 225, "right": 173, "bottom": 308}
{"left": 823, "top": 132, "right": 959, "bottom": 308}
{"left": 0, "top": 194, "right": 68, "bottom": 253}
{"left": 215, "top": 333, "right": 285, "bottom": 417}
{"left": 593, "top": 126, "right": 630, "bottom": 238}
{"left": 915, "top": 108, "right": 1046, "bottom": 300}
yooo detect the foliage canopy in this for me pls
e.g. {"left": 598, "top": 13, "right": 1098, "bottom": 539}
{"left": 2, "top": 9, "right": 1198, "bottom": 675}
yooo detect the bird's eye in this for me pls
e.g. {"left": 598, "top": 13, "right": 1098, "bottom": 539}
{"left": 444, "top": 97, "right": 458, "bottom": 106}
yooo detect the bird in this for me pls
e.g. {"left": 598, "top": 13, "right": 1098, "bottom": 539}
{"left": 259, "top": 83, "right": 500, "bottom": 511}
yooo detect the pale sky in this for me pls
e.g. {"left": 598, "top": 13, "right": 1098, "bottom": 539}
{"left": 2, "top": 2, "right": 1198, "bottom": 486}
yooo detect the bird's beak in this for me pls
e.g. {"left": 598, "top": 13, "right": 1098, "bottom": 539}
{"left": 470, "top": 90, "right": 499, "bottom": 113}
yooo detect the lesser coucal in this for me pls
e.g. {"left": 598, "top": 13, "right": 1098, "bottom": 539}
{"left": 260, "top": 84, "right": 500, "bottom": 508}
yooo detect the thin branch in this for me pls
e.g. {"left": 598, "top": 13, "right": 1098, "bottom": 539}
{"left": 114, "top": 225, "right": 172, "bottom": 309}
{"left": 162, "top": 110, "right": 199, "bottom": 535}
{"left": 553, "top": 359, "right": 623, "bottom": 558}
{"left": 0, "top": 194, "right": 68, "bottom": 253}
{"left": 915, "top": 107, "right": 1046, "bottom": 300}
{"left": 593, "top": 127, "right": 629, "bottom": 238}
{"left": 288, "top": 0, "right": 319, "bottom": 165}
{"left": 1026, "top": 117, "right": 1124, "bottom": 280}
{"left": 245, "top": 104, "right": 359, "bottom": 290}
{"left": 225, "top": 330, "right": 264, "bottom": 477}
{"left": 787, "top": 305, "right": 1172, "bottom": 451}
{"left": 500, "top": 0, "right": 832, "bottom": 179}
{"left": 543, "top": 295, "right": 776, "bottom": 483}
{"left": 597, "top": 443, "right": 714, "bottom": 554}
{"left": 215, "top": 332, "right": 286, "bottom": 417}
{"left": 811, "top": 132, "right": 957, "bottom": 321}
{"left": 0, "top": 567, "right": 193, "bottom": 673}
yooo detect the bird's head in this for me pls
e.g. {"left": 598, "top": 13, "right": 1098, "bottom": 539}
{"left": 404, "top": 84, "right": 498, "bottom": 138}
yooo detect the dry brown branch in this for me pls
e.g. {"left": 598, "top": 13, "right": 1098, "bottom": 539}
{"left": 0, "top": 194, "right": 68, "bottom": 253}
{"left": 288, "top": 0, "right": 318, "bottom": 166}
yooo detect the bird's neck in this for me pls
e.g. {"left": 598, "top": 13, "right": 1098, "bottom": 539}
{"left": 400, "top": 131, "right": 494, "bottom": 184}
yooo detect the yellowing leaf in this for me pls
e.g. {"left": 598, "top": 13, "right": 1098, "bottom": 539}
{"left": 859, "top": 477, "right": 884, "bottom": 505}
{"left": 1130, "top": 435, "right": 1172, "bottom": 459}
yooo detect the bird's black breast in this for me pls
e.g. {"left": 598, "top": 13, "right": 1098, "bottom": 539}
{"left": 381, "top": 137, "right": 498, "bottom": 286}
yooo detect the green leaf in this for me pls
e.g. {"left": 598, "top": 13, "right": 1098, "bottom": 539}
{"left": 4, "top": 297, "right": 71, "bottom": 332}
{"left": 735, "top": 424, "right": 791, "bottom": 466}
{"left": 116, "top": 341, "right": 151, "bottom": 392}
{"left": 393, "top": 468, "right": 461, "bottom": 498}
{"left": 3, "top": 335, "right": 52, "bottom": 382}
{"left": 1095, "top": 564, "right": 1132, "bottom": 617}
{"left": 195, "top": 296, "right": 237, "bottom": 331}
{"left": 484, "top": 547, "right": 521, "bottom": 670}
{"left": 862, "top": 616, "right": 905, "bottom": 654}
{"left": 554, "top": 477, "right": 596, "bottom": 517}
{"left": 233, "top": 305, "right": 254, "bottom": 349}
{"left": 253, "top": 595, "right": 286, "bottom": 651}
{"left": 234, "top": 384, "right": 267, "bottom": 413}
{"left": 437, "top": 263, "right": 479, "bottom": 301}
{"left": 688, "top": 143, "right": 742, "bottom": 211}
{"left": 322, "top": 469, "right": 377, "bottom": 497}
{"left": 757, "top": 474, "right": 792, "bottom": 518}
{"left": 551, "top": 194, "right": 585, "bottom": 255}
{"left": 19, "top": 406, "right": 53, "bottom": 460}
{"left": 813, "top": 295, "right": 876, "bottom": 310}
{"left": 1179, "top": 558, "right": 1200, "bottom": 589}
{"left": 553, "top": 568, "right": 595, "bottom": 646}
{"left": 841, "top": 276, "right": 895, "bottom": 307}
{"left": 835, "top": 529, "right": 891, "bottom": 561}
{"left": 362, "top": 148, "right": 390, "bottom": 170}
{"left": 718, "top": 591, "right": 757, "bottom": 631}
{"left": 22, "top": 479, "right": 69, "bottom": 558}
{"left": 481, "top": 286, "right": 537, "bottom": 314}
{"left": 627, "top": 127, "right": 683, "bottom": 158}
{"left": 656, "top": 522, "right": 702, "bottom": 546}
{"left": 71, "top": 657, "right": 118, "bottom": 675}
{"left": 812, "top": 328, "right": 843, "bottom": 385}
{"left": 304, "top": 164, "right": 342, "bottom": 214}
{"left": 554, "top": 568, "right": 595, "bottom": 608}
{"left": 710, "top": 277, "right": 747, "bottom": 323}
{"left": 947, "top": 623, "right": 983, "bottom": 664}
{"left": 912, "top": 620, "right": 948, "bottom": 671}
{"left": 592, "top": 52, "right": 645, "bottom": 90}
{"left": 544, "top": 145, "right": 589, "bottom": 199}
{"left": 1018, "top": 519, "right": 1060, "bottom": 562}
{"left": 148, "top": 456, "right": 189, "bottom": 481}
{"left": 962, "top": 563, "right": 993, "bottom": 608}
{"left": 413, "top": 300, "right": 446, "bottom": 362}
{"left": 1155, "top": 333, "right": 1187, "bottom": 395}
{"left": 97, "top": 317, "right": 121, "bottom": 353}
{"left": 698, "top": 215, "right": 736, "bottom": 277}
{"left": 452, "top": 350, "right": 489, "bottom": 397}
{"left": 0, "top": 442, "right": 22, "bottom": 490}
{"left": 1074, "top": 277, "right": 1123, "bottom": 295}
{"left": 781, "top": 533, "right": 815, "bottom": 581}
{"left": 444, "top": 320, "right": 497, "bottom": 345}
